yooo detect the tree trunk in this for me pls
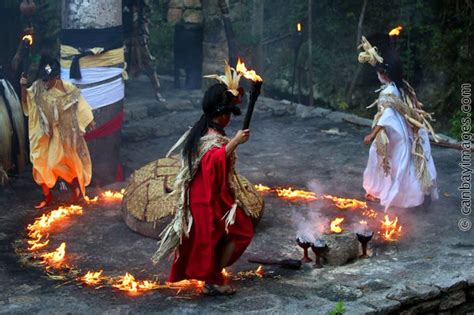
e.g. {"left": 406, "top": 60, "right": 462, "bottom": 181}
{"left": 346, "top": 0, "right": 368, "bottom": 107}
{"left": 251, "top": 0, "right": 264, "bottom": 73}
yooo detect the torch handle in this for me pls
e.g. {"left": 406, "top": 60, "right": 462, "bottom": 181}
{"left": 242, "top": 81, "right": 262, "bottom": 130}
{"left": 22, "top": 42, "right": 30, "bottom": 76}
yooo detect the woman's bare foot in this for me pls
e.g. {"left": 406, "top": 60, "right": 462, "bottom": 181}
{"left": 35, "top": 193, "right": 54, "bottom": 209}
{"left": 202, "top": 284, "right": 236, "bottom": 296}
{"left": 364, "top": 193, "right": 379, "bottom": 202}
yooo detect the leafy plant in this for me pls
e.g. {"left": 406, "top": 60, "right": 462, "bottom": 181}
{"left": 328, "top": 301, "right": 346, "bottom": 315}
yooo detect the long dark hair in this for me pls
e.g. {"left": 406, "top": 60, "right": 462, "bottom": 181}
{"left": 36, "top": 55, "right": 60, "bottom": 81}
{"left": 375, "top": 49, "right": 404, "bottom": 89}
{"left": 182, "top": 83, "right": 230, "bottom": 172}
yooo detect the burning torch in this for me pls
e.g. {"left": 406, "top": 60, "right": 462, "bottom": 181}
{"left": 21, "top": 33, "right": 34, "bottom": 78}
{"left": 290, "top": 22, "right": 304, "bottom": 102}
{"left": 236, "top": 59, "right": 263, "bottom": 130}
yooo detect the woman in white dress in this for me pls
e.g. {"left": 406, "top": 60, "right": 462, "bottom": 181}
{"left": 358, "top": 36, "right": 439, "bottom": 211}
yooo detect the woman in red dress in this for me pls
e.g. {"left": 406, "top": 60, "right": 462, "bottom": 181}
{"left": 153, "top": 82, "right": 260, "bottom": 295}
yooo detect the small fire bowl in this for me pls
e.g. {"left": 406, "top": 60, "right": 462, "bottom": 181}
{"left": 356, "top": 231, "right": 374, "bottom": 258}
{"left": 311, "top": 240, "right": 329, "bottom": 269}
{"left": 296, "top": 238, "right": 313, "bottom": 263}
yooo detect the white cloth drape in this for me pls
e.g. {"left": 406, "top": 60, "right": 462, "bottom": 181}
{"left": 363, "top": 83, "right": 438, "bottom": 210}
{"left": 79, "top": 77, "right": 124, "bottom": 109}
{"left": 61, "top": 67, "right": 123, "bottom": 85}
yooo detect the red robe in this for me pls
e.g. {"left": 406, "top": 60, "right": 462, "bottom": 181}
{"left": 168, "top": 145, "right": 254, "bottom": 285}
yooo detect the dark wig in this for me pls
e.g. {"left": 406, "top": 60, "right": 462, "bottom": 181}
{"left": 182, "top": 83, "right": 241, "bottom": 173}
{"left": 36, "top": 55, "right": 60, "bottom": 81}
{"left": 367, "top": 33, "right": 404, "bottom": 89}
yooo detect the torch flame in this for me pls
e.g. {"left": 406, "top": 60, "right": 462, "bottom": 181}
{"left": 389, "top": 26, "right": 403, "bottom": 36}
{"left": 379, "top": 214, "right": 402, "bottom": 241}
{"left": 297, "top": 23, "right": 302, "bottom": 32}
{"left": 22, "top": 34, "right": 33, "bottom": 46}
{"left": 330, "top": 217, "right": 344, "bottom": 233}
{"left": 236, "top": 58, "right": 263, "bottom": 82}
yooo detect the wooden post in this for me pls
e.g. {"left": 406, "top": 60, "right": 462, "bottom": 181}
{"left": 308, "top": 0, "right": 313, "bottom": 106}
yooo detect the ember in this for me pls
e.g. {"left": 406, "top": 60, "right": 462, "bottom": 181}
{"left": 330, "top": 217, "right": 344, "bottom": 233}
{"left": 80, "top": 270, "right": 106, "bottom": 285}
{"left": 379, "top": 214, "right": 403, "bottom": 241}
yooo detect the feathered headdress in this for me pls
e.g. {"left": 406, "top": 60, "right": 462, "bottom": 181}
{"left": 203, "top": 60, "right": 242, "bottom": 96}
{"left": 358, "top": 36, "right": 384, "bottom": 66}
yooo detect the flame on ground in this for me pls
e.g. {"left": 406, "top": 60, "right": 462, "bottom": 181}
{"left": 275, "top": 188, "right": 317, "bottom": 201}
{"left": 379, "top": 215, "right": 403, "bottom": 241}
{"left": 41, "top": 242, "right": 66, "bottom": 267}
{"left": 221, "top": 268, "right": 231, "bottom": 278}
{"left": 101, "top": 189, "right": 125, "bottom": 201}
{"left": 80, "top": 270, "right": 106, "bottom": 285}
{"left": 330, "top": 217, "right": 344, "bottom": 233}
{"left": 254, "top": 184, "right": 272, "bottom": 193}
{"left": 322, "top": 194, "right": 367, "bottom": 209}
{"left": 236, "top": 58, "right": 263, "bottom": 82}
{"left": 113, "top": 273, "right": 160, "bottom": 293}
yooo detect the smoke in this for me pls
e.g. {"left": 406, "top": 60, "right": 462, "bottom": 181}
{"left": 293, "top": 204, "right": 329, "bottom": 244}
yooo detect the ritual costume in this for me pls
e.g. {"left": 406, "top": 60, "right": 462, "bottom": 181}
{"left": 151, "top": 63, "right": 263, "bottom": 290}
{"left": 123, "top": 0, "right": 165, "bottom": 102}
{"left": 22, "top": 58, "right": 94, "bottom": 204}
{"left": 358, "top": 36, "right": 439, "bottom": 211}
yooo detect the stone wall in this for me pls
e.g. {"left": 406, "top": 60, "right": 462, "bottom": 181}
{"left": 61, "top": 0, "right": 122, "bottom": 29}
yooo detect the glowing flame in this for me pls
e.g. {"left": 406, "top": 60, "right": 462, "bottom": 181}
{"left": 275, "top": 188, "right": 317, "bottom": 201}
{"left": 236, "top": 58, "right": 263, "bottom": 82}
{"left": 221, "top": 268, "right": 231, "bottom": 278}
{"left": 84, "top": 195, "right": 98, "bottom": 203}
{"left": 359, "top": 220, "right": 368, "bottom": 225}
{"left": 322, "top": 194, "right": 367, "bottom": 209}
{"left": 362, "top": 208, "right": 378, "bottom": 218}
{"left": 330, "top": 217, "right": 344, "bottom": 233}
{"left": 101, "top": 189, "right": 125, "bottom": 201}
{"left": 113, "top": 273, "right": 160, "bottom": 293}
{"left": 389, "top": 26, "right": 403, "bottom": 36}
{"left": 379, "top": 214, "right": 402, "bottom": 241}
{"left": 22, "top": 34, "right": 33, "bottom": 46}
{"left": 297, "top": 23, "right": 302, "bottom": 32}
{"left": 80, "top": 270, "right": 106, "bottom": 285}
{"left": 166, "top": 279, "right": 205, "bottom": 291}
{"left": 41, "top": 242, "right": 66, "bottom": 267}
{"left": 256, "top": 265, "right": 264, "bottom": 278}
{"left": 255, "top": 184, "right": 271, "bottom": 192}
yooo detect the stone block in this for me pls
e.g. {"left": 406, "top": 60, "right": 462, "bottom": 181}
{"left": 361, "top": 297, "right": 401, "bottom": 315}
{"left": 320, "top": 231, "right": 359, "bottom": 266}
{"left": 430, "top": 275, "right": 468, "bottom": 293}
{"left": 386, "top": 283, "right": 440, "bottom": 306}
{"left": 439, "top": 290, "right": 466, "bottom": 310}
{"left": 167, "top": 8, "right": 183, "bottom": 23}
{"left": 183, "top": 9, "right": 203, "bottom": 24}
{"left": 326, "top": 111, "right": 353, "bottom": 123}
{"left": 169, "top": 0, "right": 184, "bottom": 8}
{"left": 399, "top": 299, "right": 440, "bottom": 315}
{"left": 184, "top": 0, "right": 202, "bottom": 8}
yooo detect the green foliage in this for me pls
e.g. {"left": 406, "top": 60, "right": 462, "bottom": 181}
{"left": 328, "top": 301, "right": 346, "bottom": 315}
{"left": 450, "top": 108, "right": 473, "bottom": 140}
{"left": 149, "top": 1, "right": 175, "bottom": 75}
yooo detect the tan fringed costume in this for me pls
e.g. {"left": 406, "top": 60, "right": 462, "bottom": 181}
{"left": 23, "top": 80, "right": 94, "bottom": 195}
{"left": 359, "top": 36, "right": 439, "bottom": 210}
{"left": 150, "top": 132, "right": 264, "bottom": 265}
